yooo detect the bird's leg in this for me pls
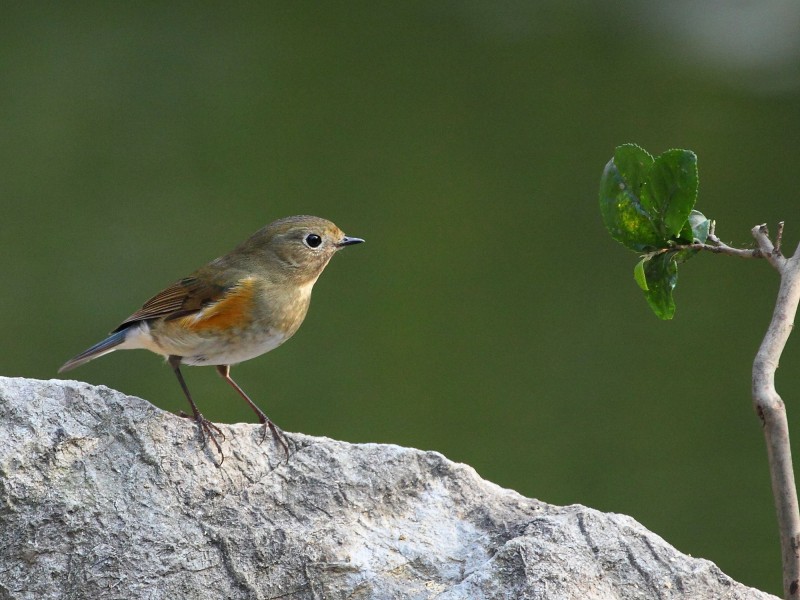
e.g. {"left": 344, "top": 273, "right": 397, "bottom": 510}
{"left": 168, "top": 355, "right": 225, "bottom": 464}
{"left": 216, "top": 365, "right": 289, "bottom": 459}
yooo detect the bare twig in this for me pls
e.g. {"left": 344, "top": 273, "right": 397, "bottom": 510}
{"left": 644, "top": 236, "right": 763, "bottom": 260}
{"left": 644, "top": 221, "right": 800, "bottom": 596}
{"left": 638, "top": 220, "right": 764, "bottom": 260}
{"left": 777, "top": 221, "right": 786, "bottom": 256}
{"left": 750, "top": 222, "right": 800, "bottom": 599}
{"left": 707, "top": 227, "right": 766, "bottom": 258}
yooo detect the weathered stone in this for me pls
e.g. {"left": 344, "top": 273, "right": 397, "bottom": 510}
{"left": 0, "top": 377, "right": 778, "bottom": 599}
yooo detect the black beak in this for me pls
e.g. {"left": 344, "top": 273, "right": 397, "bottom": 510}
{"left": 337, "top": 236, "right": 365, "bottom": 247}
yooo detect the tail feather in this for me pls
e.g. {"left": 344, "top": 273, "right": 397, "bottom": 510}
{"left": 58, "top": 329, "right": 129, "bottom": 373}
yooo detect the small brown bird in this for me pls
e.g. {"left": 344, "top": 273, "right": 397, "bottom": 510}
{"left": 59, "top": 215, "right": 364, "bottom": 463}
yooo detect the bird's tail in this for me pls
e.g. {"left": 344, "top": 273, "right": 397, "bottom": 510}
{"left": 58, "top": 329, "right": 129, "bottom": 373}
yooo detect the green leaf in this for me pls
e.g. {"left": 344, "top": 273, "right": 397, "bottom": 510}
{"left": 614, "top": 143, "right": 654, "bottom": 194}
{"left": 687, "top": 210, "right": 710, "bottom": 243}
{"left": 634, "top": 258, "right": 648, "bottom": 291}
{"left": 674, "top": 210, "right": 711, "bottom": 263}
{"left": 599, "top": 144, "right": 662, "bottom": 251}
{"left": 641, "top": 149, "right": 698, "bottom": 239}
{"left": 642, "top": 253, "right": 678, "bottom": 320}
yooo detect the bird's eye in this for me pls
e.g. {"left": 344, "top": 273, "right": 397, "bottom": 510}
{"left": 304, "top": 233, "right": 323, "bottom": 248}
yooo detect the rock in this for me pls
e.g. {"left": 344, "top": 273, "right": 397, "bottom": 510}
{"left": 0, "top": 377, "right": 778, "bottom": 600}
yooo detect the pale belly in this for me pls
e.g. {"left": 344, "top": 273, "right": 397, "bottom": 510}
{"left": 119, "top": 321, "right": 291, "bottom": 366}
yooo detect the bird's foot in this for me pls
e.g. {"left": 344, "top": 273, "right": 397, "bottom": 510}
{"left": 179, "top": 410, "right": 226, "bottom": 466}
{"left": 259, "top": 419, "right": 289, "bottom": 460}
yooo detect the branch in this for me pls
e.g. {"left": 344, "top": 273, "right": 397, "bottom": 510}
{"left": 750, "top": 222, "right": 800, "bottom": 599}
{"left": 645, "top": 222, "right": 765, "bottom": 260}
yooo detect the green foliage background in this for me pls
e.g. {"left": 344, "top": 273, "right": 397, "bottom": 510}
{"left": 3, "top": 3, "right": 799, "bottom": 594}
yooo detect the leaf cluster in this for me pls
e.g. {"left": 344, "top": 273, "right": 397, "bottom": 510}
{"left": 599, "top": 144, "right": 710, "bottom": 319}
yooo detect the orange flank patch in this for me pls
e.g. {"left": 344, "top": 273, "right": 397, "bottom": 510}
{"left": 180, "top": 277, "right": 257, "bottom": 332}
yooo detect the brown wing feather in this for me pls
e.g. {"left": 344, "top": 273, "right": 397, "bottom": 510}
{"left": 112, "top": 276, "right": 229, "bottom": 332}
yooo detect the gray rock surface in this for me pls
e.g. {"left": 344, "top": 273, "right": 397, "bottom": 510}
{"left": 0, "top": 376, "right": 778, "bottom": 600}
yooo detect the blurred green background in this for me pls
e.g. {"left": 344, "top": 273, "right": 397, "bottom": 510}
{"left": 3, "top": 2, "right": 799, "bottom": 594}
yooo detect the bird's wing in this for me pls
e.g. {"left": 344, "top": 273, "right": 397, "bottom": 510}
{"left": 112, "top": 275, "right": 230, "bottom": 332}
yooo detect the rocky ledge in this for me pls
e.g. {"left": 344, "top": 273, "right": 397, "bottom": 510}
{"left": 0, "top": 377, "right": 777, "bottom": 599}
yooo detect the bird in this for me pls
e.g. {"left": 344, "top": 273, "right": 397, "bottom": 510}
{"left": 59, "top": 215, "right": 364, "bottom": 464}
